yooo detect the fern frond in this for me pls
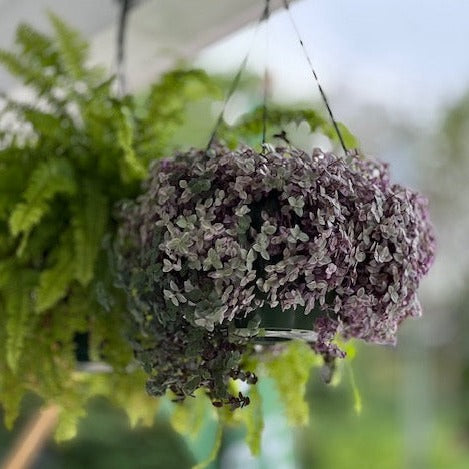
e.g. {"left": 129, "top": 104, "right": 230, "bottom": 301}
{"left": 0, "top": 163, "right": 27, "bottom": 221}
{"left": 4, "top": 269, "right": 37, "bottom": 372}
{"left": 136, "top": 69, "right": 220, "bottom": 159}
{"left": 16, "top": 23, "right": 58, "bottom": 70}
{"left": 0, "top": 49, "right": 58, "bottom": 95}
{"left": 9, "top": 158, "right": 76, "bottom": 236}
{"left": 48, "top": 12, "right": 88, "bottom": 80}
{"left": 117, "top": 107, "right": 146, "bottom": 181}
{"left": 4, "top": 100, "right": 73, "bottom": 139}
{"left": 72, "top": 185, "right": 109, "bottom": 286}
{"left": 8, "top": 203, "right": 47, "bottom": 238}
{"left": 0, "top": 367, "right": 24, "bottom": 429}
{"left": 35, "top": 232, "right": 75, "bottom": 313}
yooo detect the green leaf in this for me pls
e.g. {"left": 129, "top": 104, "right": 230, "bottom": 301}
{"left": 35, "top": 234, "right": 75, "bottom": 313}
{"left": 48, "top": 12, "right": 88, "bottom": 80}
{"left": 16, "top": 23, "right": 55, "bottom": 64}
{"left": 9, "top": 202, "right": 47, "bottom": 238}
{"left": 0, "top": 369, "right": 24, "bottom": 429}
{"left": 72, "top": 185, "right": 108, "bottom": 286}
{"left": 0, "top": 161, "right": 26, "bottom": 221}
{"left": 243, "top": 385, "right": 264, "bottom": 455}
{"left": 219, "top": 106, "right": 328, "bottom": 147}
{"left": 9, "top": 158, "right": 76, "bottom": 237}
{"left": 136, "top": 68, "right": 220, "bottom": 159}
{"left": 322, "top": 121, "right": 360, "bottom": 151}
{"left": 117, "top": 107, "right": 146, "bottom": 182}
{"left": 4, "top": 269, "right": 37, "bottom": 372}
{"left": 54, "top": 405, "right": 86, "bottom": 442}
{"left": 265, "top": 340, "right": 320, "bottom": 426}
{"left": 0, "top": 50, "right": 57, "bottom": 95}
{"left": 347, "top": 361, "right": 362, "bottom": 415}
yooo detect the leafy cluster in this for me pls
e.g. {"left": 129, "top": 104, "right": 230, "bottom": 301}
{"left": 115, "top": 143, "right": 435, "bottom": 405}
{"left": 0, "top": 15, "right": 216, "bottom": 435}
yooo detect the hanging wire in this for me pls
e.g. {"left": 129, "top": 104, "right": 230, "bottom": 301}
{"left": 116, "top": 0, "right": 132, "bottom": 97}
{"left": 206, "top": 2, "right": 271, "bottom": 151}
{"left": 282, "top": 0, "right": 348, "bottom": 154}
{"left": 262, "top": 0, "right": 271, "bottom": 145}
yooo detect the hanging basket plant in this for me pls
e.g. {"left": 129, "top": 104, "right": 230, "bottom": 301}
{"left": 0, "top": 3, "right": 437, "bottom": 459}
{"left": 115, "top": 142, "right": 435, "bottom": 406}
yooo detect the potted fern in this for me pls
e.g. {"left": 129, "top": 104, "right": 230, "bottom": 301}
{"left": 0, "top": 15, "right": 217, "bottom": 437}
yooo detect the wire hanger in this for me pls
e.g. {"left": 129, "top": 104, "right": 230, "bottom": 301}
{"left": 207, "top": 0, "right": 349, "bottom": 155}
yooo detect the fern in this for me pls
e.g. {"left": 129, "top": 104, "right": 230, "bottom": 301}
{"left": 71, "top": 185, "right": 108, "bottom": 286}
{"left": 15, "top": 23, "right": 59, "bottom": 75}
{"left": 9, "top": 158, "right": 76, "bottom": 236}
{"left": 0, "top": 15, "right": 220, "bottom": 437}
{"left": 117, "top": 107, "right": 146, "bottom": 182}
{"left": 135, "top": 68, "right": 220, "bottom": 159}
{"left": 4, "top": 269, "right": 37, "bottom": 372}
{"left": 35, "top": 232, "right": 75, "bottom": 313}
{"left": 0, "top": 50, "right": 57, "bottom": 96}
{"left": 48, "top": 12, "right": 88, "bottom": 81}
{"left": 0, "top": 368, "right": 23, "bottom": 429}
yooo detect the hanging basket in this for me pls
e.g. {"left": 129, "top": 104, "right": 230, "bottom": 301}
{"left": 115, "top": 143, "right": 435, "bottom": 406}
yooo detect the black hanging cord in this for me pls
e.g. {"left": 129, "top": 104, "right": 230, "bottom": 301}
{"left": 262, "top": 0, "right": 271, "bottom": 145}
{"left": 283, "top": 0, "right": 348, "bottom": 154}
{"left": 116, "top": 0, "right": 132, "bottom": 97}
{"left": 206, "top": 2, "right": 271, "bottom": 151}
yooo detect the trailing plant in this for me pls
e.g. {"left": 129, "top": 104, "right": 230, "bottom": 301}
{"left": 0, "top": 14, "right": 217, "bottom": 438}
{"left": 115, "top": 142, "right": 435, "bottom": 407}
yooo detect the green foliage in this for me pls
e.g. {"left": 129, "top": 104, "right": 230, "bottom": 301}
{"left": 0, "top": 16, "right": 216, "bottom": 438}
{"left": 35, "top": 231, "right": 75, "bottom": 312}
{"left": 4, "top": 269, "right": 37, "bottom": 372}
{"left": 218, "top": 105, "right": 359, "bottom": 151}
{"left": 71, "top": 186, "right": 108, "bottom": 286}
{"left": 241, "top": 385, "right": 264, "bottom": 455}
{"left": 135, "top": 68, "right": 221, "bottom": 159}
{"left": 9, "top": 157, "right": 76, "bottom": 237}
{"left": 265, "top": 341, "right": 321, "bottom": 426}
{"left": 48, "top": 12, "right": 89, "bottom": 80}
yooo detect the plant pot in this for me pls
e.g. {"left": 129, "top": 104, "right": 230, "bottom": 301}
{"left": 235, "top": 304, "right": 321, "bottom": 343}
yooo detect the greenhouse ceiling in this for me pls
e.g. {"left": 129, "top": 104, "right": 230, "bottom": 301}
{"left": 0, "top": 0, "right": 295, "bottom": 93}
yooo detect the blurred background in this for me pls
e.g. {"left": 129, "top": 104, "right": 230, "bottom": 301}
{"left": 1, "top": 0, "right": 469, "bottom": 467}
